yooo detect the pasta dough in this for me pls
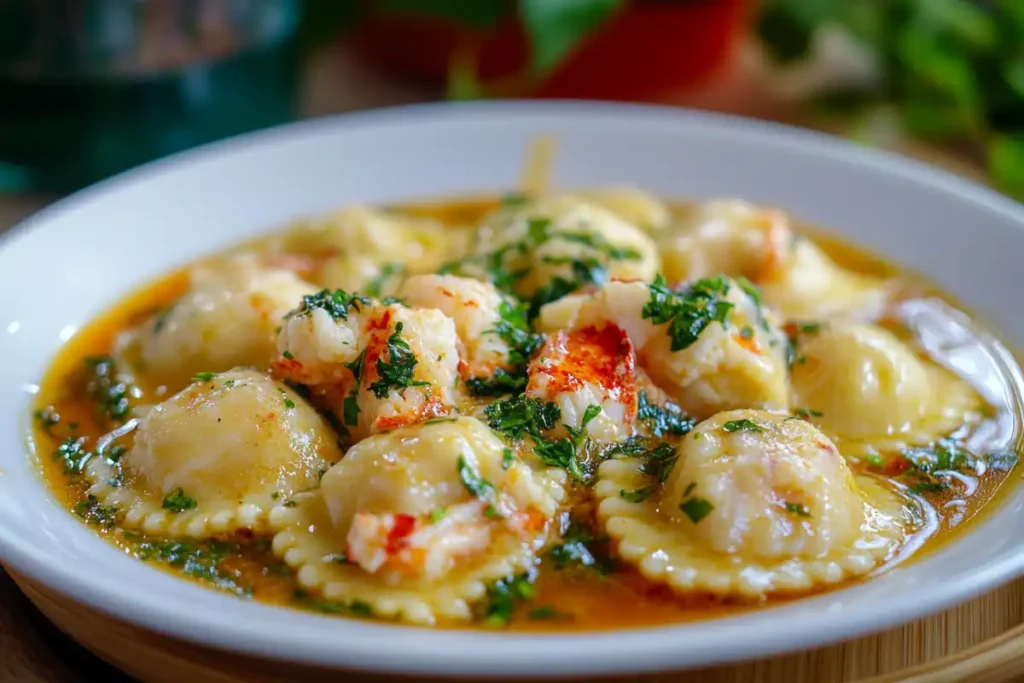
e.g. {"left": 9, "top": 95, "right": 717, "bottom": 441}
{"left": 596, "top": 410, "right": 912, "bottom": 598}
{"left": 789, "top": 322, "right": 982, "bottom": 453}
{"left": 471, "top": 196, "right": 659, "bottom": 300}
{"left": 126, "top": 255, "right": 316, "bottom": 390}
{"left": 270, "top": 417, "right": 566, "bottom": 624}
{"left": 272, "top": 204, "right": 458, "bottom": 294}
{"left": 659, "top": 199, "right": 888, "bottom": 321}
{"left": 84, "top": 368, "right": 342, "bottom": 537}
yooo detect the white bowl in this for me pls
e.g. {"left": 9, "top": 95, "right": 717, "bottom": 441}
{"left": 1, "top": 102, "right": 1024, "bottom": 679}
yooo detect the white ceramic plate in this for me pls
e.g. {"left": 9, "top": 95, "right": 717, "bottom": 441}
{"left": 2, "top": 102, "right": 1024, "bottom": 678}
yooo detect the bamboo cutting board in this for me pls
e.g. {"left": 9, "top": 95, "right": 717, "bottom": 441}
{"left": 5, "top": 567, "right": 1024, "bottom": 683}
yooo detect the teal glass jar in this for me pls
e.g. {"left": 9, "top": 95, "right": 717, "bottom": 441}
{"left": 0, "top": 0, "right": 301, "bottom": 193}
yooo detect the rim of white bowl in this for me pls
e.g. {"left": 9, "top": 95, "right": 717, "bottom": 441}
{"left": 2, "top": 100, "right": 1024, "bottom": 678}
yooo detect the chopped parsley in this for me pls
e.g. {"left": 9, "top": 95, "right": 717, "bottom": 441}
{"left": 476, "top": 573, "right": 536, "bottom": 627}
{"left": 637, "top": 391, "right": 695, "bottom": 437}
{"left": 286, "top": 289, "right": 371, "bottom": 322}
{"left": 501, "top": 191, "right": 530, "bottom": 207}
{"left": 791, "top": 408, "right": 823, "bottom": 421}
{"left": 440, "top": 216, "right": 641, "bottom": 318}
{"left": 151, "top": 302, "right": 175, "bottom": 333}
{"left": 73, "top": 495, "right": 119, "bottom": 528}
{"left": 456, "top": 454, "right": 501, "bottom": 516}
{"left": 134, "top": 538, "right": 251, "bottom": 597}
{"left": 465, "top": 369, "right": 530, "bottom": 396}
{"left": 342, "top": 349, "right": 366, "bottom": 426}
{"left": 736, "top": 276, "right": 770, "bottom": 332}
{"left": 784, "top": 321, "right": 824, "bottom": 368}
{"left": 547, "top": 520, "right": 616, "bottom": 575}
{"left": 502, "top": 448, "right": 515, "bottom": 470}
{"left": 872, "top": 439, "right": 1018, "bottom": 497}
{"left": 278, "top": 388, "right": 296, "bottom": 410}
{"left": 428, "top": 507, "right": 448, "bottom": 523}
{"left": 739, "top": 325, "right": 755, "bottom": 339}
{"left": 532, "top": 404, "right": 601, "bottom": 483}
{"left": 192, "top": 371, "right": 217, "bottom": 382}
{"left": 365, "top": 263, "right": 405, "bottom": 298}
{"left": 54, "top": 437, "right": 91, "bottom": 475}
{"left": 619, "top": 487, "right": 655, "bottom": 503}
{"left": 485, "top": 395, "right": 561, "bottom": 440}
{"left": 608, "top": 438, "right": 678, "bottom": 484}
{"left": 294, "top": 589, "right": 371, "bottom": 615}
{"left": 679, "top": 496, "right": 714, "bottom": 524}
{"left": 528, "top": 606, "right": 572, "bottom": 621}
{"left": 424, "top": 416, "right": 458, "bottom": 425}
{"left": 469, "top": 299, "right": 543, "bottom": 396}
{"left": 642, "top": 275, "right": 733, "bottom": 352}
{"left": 784, "top": 502, "right": 812, "bottom": 517}
{"left": 723, "top": 419, "right": 763, "bottom": 433}
{"left": 368, "top": 322, "right": 431, "bottom": 398}
{"left": 83, "top": 356, "right": 135, "bottom": 423}
{"left": 282, "top": 350, "right": 294, "bottom": 360}
{"left": 161, "top": 488, "right": 198, "bottom": 513}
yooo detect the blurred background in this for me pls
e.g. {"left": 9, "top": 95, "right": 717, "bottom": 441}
{"left": 0, "top": 0, "right": 1021, "bottom": 202}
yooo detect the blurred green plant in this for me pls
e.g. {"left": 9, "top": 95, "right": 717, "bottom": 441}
{"left": 373, "top": 0, "right": 625, "bottom": 93}
{"left": 757, "top": 0, "right": 1024, "bottom": 199}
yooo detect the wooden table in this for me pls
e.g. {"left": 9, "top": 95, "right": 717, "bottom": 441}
{"left": 1, "top": 41, "right": 1012, "bottom": 683}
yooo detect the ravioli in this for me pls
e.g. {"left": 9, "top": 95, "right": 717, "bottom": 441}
{"left": 659, "top": 200, "right": 888, "bottom": 321}
{"left": 570, "top": 187, "right": 672, "bottom": 233}
{"left": 659, "top": 200, "right": 793, "bottom": 285}
{"left": 596, "top": 410, "right": 912, "bottom": 598}
{"left": 468, "top": 195, "right": 659, "bottom": 300}
{"left": 123, "top": 254, "right": 316, "bottom": 391}
{"left": 788, "top": 322, "right": 982, "bottom": 454}
{"left": 270, "top": 204, "right": 458, "bottom": 295}
{"left": 84, "top": 369, "right": 342, "bottom": 537}
{"left": 759, "top": 237, "right": 890, "bottom": 322}
{"left": 270, "top": 417, "right": 566, "bottom": 624}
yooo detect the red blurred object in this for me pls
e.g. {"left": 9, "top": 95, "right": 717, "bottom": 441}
{"left": 354, "top": 0, "right": 752, "bottom": 101}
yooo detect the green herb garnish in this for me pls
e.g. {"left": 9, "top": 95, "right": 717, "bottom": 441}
{"left": 485, "top": 394, "right": 561, "bottom": 440}
{"left": 477, "top": 573, "right": 536, "bottom": 627}
{"left": 792, "top": 408, "right": 824, "bottom": 421}
{"left": 368, "top": 322, "right": 431, "bottom": 398}
{"left": 723, "top": 419, "right": 763, "bottom": 433}
{"left": 365, "top": 263, "right": 405, "bottom": 298}
{"left": 785, "top": 502, "right": 812, "bottom": 517}
{"left": 161, "top": 488, "right": 197, "bottom": 513}
{"left": 637, "top": 391, "right": 695, "bottom": 437}
{"left": 679, "top": 496, "right": 714, "bottom": 524}
{"left": 642, "top": 275, "right": 733, "bottom": 352}
{"left": 286, "top": 289, "right": 370, "bottom": 322}
{"left": 73, "top": 495, "right": 119, "bottom": 528}
{"left": 54, "top": 437, "right": 91, "bottom": 475}
{"left": 619, "top": 487, "right": 655, "bottom": 503}
{"left": 83, "top": 356, "right": 134, "bottom": 423}
{"left": 457, "top": 454, "right": 501, "bottom": 517}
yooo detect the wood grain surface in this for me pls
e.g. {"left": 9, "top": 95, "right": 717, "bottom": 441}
{"left": 3, "top": 41, "right": 1024, "bottom": 683}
